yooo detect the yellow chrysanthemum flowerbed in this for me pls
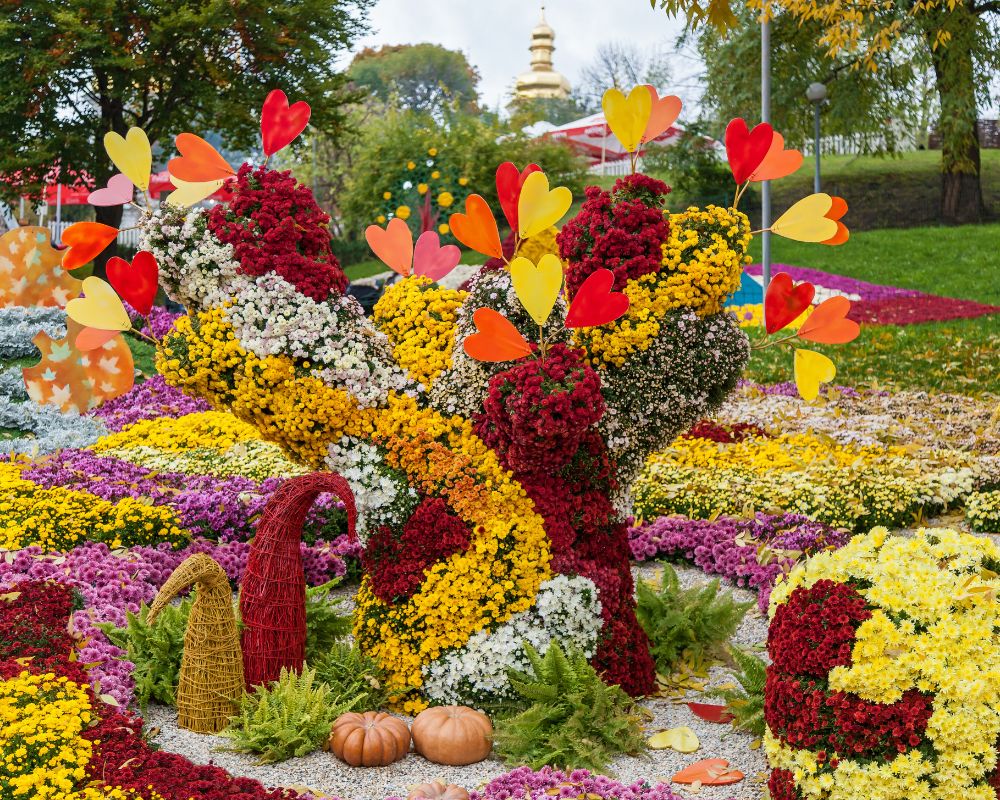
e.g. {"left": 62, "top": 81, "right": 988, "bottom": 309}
{"left": 0, "top": 462, "right": 189, "bottom": 552}
{"left": 90, "top": 410, "right": 260, "bottom": 454}
{"left": 730, "top": 302, "right": 813, "bottom": 331}
{"left": 373, "top": 276, "right": 466, "bottom": 389}
{"left": 158, "top": 311, "right": 551, "bottom": 710}
{"left": 765, "top": 527, "right": 1000, "bottom": 800}
{"left": 634, "top": 431, "right": 978, "bottom": 530}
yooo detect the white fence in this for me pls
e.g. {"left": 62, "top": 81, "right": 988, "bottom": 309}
{"left": 588, "top": 158, "right": 644, "bottom": 177}
{"left": 45, "top": 221, "right": 142, "bottom": 250}
{"left": 800, "top": 131, "right": 918, "bottom": 157}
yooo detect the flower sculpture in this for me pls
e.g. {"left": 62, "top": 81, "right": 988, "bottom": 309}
{"left": 765, "top": 527, "right": 1000, "bottom": 799}
{"left": 54, "top": 86, "right": 857, "bottom": 710}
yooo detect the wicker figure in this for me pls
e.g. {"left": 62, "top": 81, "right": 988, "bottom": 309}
{"left": 240, "top": 472, "right": 357, "bottom": 690}
{"left": 147, "top": 553, "right": 244, "bottom": 733}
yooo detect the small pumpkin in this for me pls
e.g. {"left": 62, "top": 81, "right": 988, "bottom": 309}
{"left": 410, "top": 705, "right": 492, "bottom": 766}
{"left": 329, "top": 711, "right": 411, "bottom": 767}
{"left": 407, "top": 781, "right": 470, "bottom": 800}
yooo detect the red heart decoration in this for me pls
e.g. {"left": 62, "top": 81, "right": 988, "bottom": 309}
{"left": 261, "top": 89, "right": 311, "bottom": 157}
{"left": 686, "top": 702, "right": 735, "bottom": 724}
{"left": 725, "top": 118, "right": 774, "bottom": 184}
{"left": 463, "top": 308, "right": 532, "bottom": 362}
{"left": 565, "top": 269, "right": 629, "bottom": 328}
{"left": 764, "top": 272, "right": 815, "bottom": 334}
{"left": 168, "top": 133, "right": 235, "bottom": 183}
{"left": 106, "top": 250, "right": 159, "bottom": 316}
{"left": 496, "top": 162, "right": 541, "bottom": 232}
{"left": 61, "top": 222, "right": 120, "bottom": 271}
{"left": 797, "top": 295, "right": 860, "bottom": 343}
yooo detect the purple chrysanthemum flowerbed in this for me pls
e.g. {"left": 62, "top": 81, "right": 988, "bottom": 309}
{"left": 628, "top": 513, "right": 851, "bottom": 612}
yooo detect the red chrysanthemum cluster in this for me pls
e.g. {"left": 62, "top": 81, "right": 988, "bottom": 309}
{"left": 767, "top": 769, "right": 800, "bottom": 800}
{"left": 363, "top": 497, "right": 472, "bottom": 603}
{"left": 474, "top": 343, "right": 657, "bottom": 696}
{"left": 476, "top": 343, "right": 605, "bottom": 473}
{"left": 207, "top": 164, "right": 347, "bottom": 301}
{"left": 557, "top": 173, "right": 671, "bottom": 297}
{"left": 769, "top": 580, "right": 871, "bottom": 676}
{"left": 1, "top": 579, "right": 303, "bottom": 800}
{"left": 684, "top": 419, "right": 768, "bottom": 443}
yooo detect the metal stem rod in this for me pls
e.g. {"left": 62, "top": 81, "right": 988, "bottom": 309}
{"left": 761, "top": 14, "right": 772, "bottom": 311}
{"left": 814, "top": 104, "right": 822, "bottom": 193}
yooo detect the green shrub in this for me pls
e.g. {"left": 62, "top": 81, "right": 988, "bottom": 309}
{"left": 221, "top": 666, "right": 358, "bottom": 763}
{"left": 97, "top": 597, "right": 193, "bottom": 709}
{"left": 304, "top": 579, "right": 352, "bottom": 662}
{"left": 309, "top": 641, "right": 391, "bottom": 712}
{"left": 706, "top": 646, "right": 767, "bottom": 738}
{"left": 635, "top": 564, "right": 751, "bottom": 674}
{"left": 493, "top": 642, "right": 645, "bottom": 773}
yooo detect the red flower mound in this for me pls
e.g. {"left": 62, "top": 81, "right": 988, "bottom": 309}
{"left": 848, "top": 295, "right": 1000, "bottom": 326}
{"left": 684, "top": 419, "right": 768, "bottom": 443}
{"left": 765, "top": 672, "right": 933, "bottom": 758}
{"left": 557, "top": 173, "right": 671, "bottom": 297}
{"left": 768, "top": 769, "right": 801, "bottom": 800}
{"left": 476, "top": 342, "right": 605, "bottom": 473}
{"left": 769, "top": 580, "right": 871, "bottom": 677}
{"left": 0, "top": 579, "right": 79, "bottom": 663}
{"left": 207, "top": 164, "right": 347, "bottom": 301}
{"left": 363, "top": 497, "right": 472, "bottom": 603}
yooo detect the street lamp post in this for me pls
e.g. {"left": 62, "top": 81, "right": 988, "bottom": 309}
{"left": 806, "top": 82, "right": 828, "bottom": 194}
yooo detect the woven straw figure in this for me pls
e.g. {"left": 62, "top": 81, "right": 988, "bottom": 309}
{"left": 240, "top": 472, "right": 357, "bottom": 690}
{"left": 148, "top": 553, "right": 244, "bottom": 733}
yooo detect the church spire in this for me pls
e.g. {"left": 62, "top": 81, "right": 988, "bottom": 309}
{"left": 515, "top": 4, "right": 571, "bottom": 100}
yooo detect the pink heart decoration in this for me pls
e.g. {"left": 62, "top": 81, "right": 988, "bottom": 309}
{"left": 261, "top": 89, "right": 311, "bottom": 157}
{"left": 565, "top": 269, "right": 629, "bottom": 328}
{"left": 725, "top": 118, "right": 774, "bottom": 184}
{"left": 106, "top": 250, "right": 159, "bottom": 316}
{"left": 88, "top": 174, "right": 134, "bottom": 207}
{"left": 75, "top": 327, "right": 121, "bottom": 352}
{"left": 496, "top": 162, "right": 542, "bottom": 232}
{"left": 413, "top": 231, "right": 461, "bottom": 282}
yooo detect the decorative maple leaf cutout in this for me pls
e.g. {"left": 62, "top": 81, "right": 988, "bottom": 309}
{"left": 0, "top": 226, "right": 83, "bottom": 308}
{"left": 22, "top": 319, "right": 134, "bottom": 413}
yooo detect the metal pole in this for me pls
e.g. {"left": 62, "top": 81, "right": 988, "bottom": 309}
{"left": 813, "top": 103, "right": 822, "bottom": 193}
{"left": 761, "top": 13, "right": 772, "bottom": 308}
{"left": 55, "top": 182, "right": 62, "bottom": 244}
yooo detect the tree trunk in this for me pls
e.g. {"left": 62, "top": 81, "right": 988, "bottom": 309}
{"left": 928, "top": 12, "right": 985, "bottom": 224}
{"left": 92, "top": 203, "right": 123, "bottom": 281}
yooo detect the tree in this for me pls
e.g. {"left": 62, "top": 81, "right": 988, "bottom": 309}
{"left": 576, "top": 41, "right": 674, "bottom": 111}
{"left": 649, "top": 0, "right": 1000, "bottom": 224}
{"left": 0, "top": 0, "right": 372, "bottom": 272}
{"left": 348, "top": 43, "right": 481, "bottom": 116}
{"left": 506, "top": 95, "right": 588, "bottom": 130}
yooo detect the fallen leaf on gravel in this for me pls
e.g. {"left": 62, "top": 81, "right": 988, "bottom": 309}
{"left": 672, "top": 758, "right": 745, "bottom": 785}
{"left": 648, "top": 726, "right": 700, "bottom": 752}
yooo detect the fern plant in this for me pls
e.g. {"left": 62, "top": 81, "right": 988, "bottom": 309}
{"left": 706, "top": 646, "right": 767, "bottom": 738}
{"left": 304, "top": 579, "right": 352, "bottom": 662}
{"left": 309, "top": 641, "right": 391, "bottom": 712}
{"left": 493, "top": 642, "right": 645, "bottom": 773}
{"left": 635, "top": 564, "right": 751, "bottom": 674}
{"left": 220, "top": 666, "right": 358, "bottom": 763}
{"left": 96, "top": 596, "right": 193, "bottom": 708}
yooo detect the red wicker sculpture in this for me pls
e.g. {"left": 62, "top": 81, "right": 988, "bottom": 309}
{"left": 240, "top": 472, "right": 357, "bottom": 690}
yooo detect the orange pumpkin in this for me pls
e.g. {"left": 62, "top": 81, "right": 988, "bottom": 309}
{"left": 329, "top": 711, "right": 411, "bottom": 767}
{"left": 410, "top": 705, "right": 492, "bottom": 766}
{"left": 407, "top": 781, "right": 470, "bottom": 800}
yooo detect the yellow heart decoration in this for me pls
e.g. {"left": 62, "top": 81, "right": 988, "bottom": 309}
{"left": 648, "top": 726, "right": 700, "bottom": 753}
{"left": 771, "top": 193, "right": 838, "bottom": 243}
{"left": 103, "top": 128, "right": 152, "bottom": 192}
{"left": 518, "top": 172, "right": 572, "bottom": 239}
{"left": 509, "top": 254, "right": 563, "bottom": 327}
{"left": 602, "top": 86, "right": 653, "bottom": 153}
{"left": 166, "top": 176, "right": 225, "bottom": 208}
{"left": 65, "top": 276, "right": 131, "bottom": 332}
{"left": 794, "top": 348, "right": 836, "bottom": 402}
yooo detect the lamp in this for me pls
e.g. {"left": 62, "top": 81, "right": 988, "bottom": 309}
{"left": 806, "top": 82, "right": 828, "bottom": 193}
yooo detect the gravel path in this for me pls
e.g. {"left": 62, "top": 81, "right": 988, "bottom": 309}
{"left": 145, "top": 563, "right": 768, "bottom": 800}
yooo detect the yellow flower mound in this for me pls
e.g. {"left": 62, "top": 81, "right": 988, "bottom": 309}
{"left": 158, "top": 312, "right": 551, "bottom": 709}
{"left": 90, "top": 410, "right": 261, "bottom": 454}
{"left": 517, "top": 226, "right": 560, "bottom": 264}
{"left": 660, "top": 205, "right": 751, "bottom": 316}
{"left": 373, "top": 276, "right": 467, "bottom": 389}
{"left": 0, "top": 462, "right": 188, "bottom": 552}
{"left": 767, "top": 527, "right": 1000, "bottom": 800}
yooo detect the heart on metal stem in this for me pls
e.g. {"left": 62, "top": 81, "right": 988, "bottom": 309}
{"left": 88, "top": 174, "right": 134, "bottom": 207}
{"left": 261, "top": 89, "right": 311, "bottom": 157}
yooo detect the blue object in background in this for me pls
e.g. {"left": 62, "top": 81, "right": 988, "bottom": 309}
{"left": 725, "top": 271, "right": 764, "bottom": 306}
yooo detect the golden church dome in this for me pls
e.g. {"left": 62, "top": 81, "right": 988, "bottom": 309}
{"left": 515, "top": 6, "right": 571, "bottom": 100}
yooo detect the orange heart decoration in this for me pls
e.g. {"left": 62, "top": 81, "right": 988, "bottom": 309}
{"left": 365, "top": 218, "right": 413, "bottom": 276}
{"left": 61, "top": 222, "right": 120, "bottom": 270}
{"left": 797, "top": 295, "right": 860, "bottom": 344}
{"left": 450, "top": 195, "right": 502, "bottom": 259}
{"left": 643, "top": 86, "right": 682, "bottom": 142}
{"left": 750, "top": 132, "right": 803, "bottom": 181}
{"left": 822, "top": 196, "right": 850, "bottom": 245}
{"left": 672, "top": 758, "right": 744, "bottom": 786}
{"left": 463, "top": 308, "right": 532, "bottom": 362}
{"left": 168, "top": 133, "right": 236, "bottom": 183}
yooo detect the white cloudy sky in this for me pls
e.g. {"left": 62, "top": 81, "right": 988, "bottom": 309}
{"left": 347, "top": 0, "right": 697, "bottom": 112}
